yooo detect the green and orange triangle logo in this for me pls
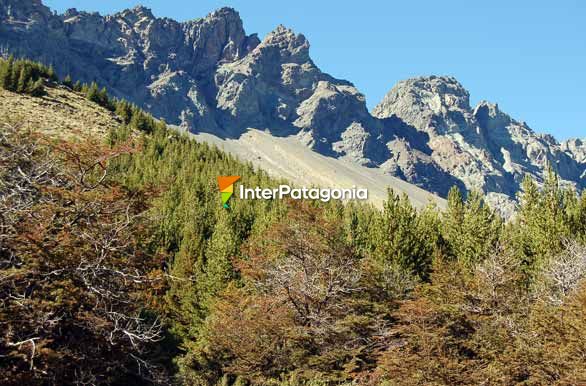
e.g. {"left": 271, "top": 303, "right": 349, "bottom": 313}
{"left": 217, "top": 176, "right": 241, "bottom": 209}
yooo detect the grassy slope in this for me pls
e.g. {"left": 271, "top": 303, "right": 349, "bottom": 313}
{"left": 0, "top": 85, "right": 119, "bottom": 138}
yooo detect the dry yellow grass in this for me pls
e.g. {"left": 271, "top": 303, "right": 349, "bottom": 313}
{"left": 0, "top": 85, "right": 121, "bottom": 139}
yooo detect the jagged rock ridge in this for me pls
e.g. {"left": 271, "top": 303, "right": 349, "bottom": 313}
{"left": 373, "top": 76, "right": 585, "bottom": 209}
{"left": 1, "top": 0, "right": 584, "bottom": 213}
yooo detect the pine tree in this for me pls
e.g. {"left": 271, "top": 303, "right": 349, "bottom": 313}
{"left": 73, "top": 80, "right": 82, "bottom": 92}
{"left": 0, "top": 61, "right": 8, "bottom": 91}
{"left": 63, "top": 74, "right": 73, "bottom": 88}
{"left": 86, "top": 82, "right": 100, "bottom": 103}
{"left": 370, "top": 190, "right": 434, "bottom": 278}
{"left": 460, "top": 191, "right": 501, "bottom": 264}
{"left": 98, "top": 86, "right": 112, "bottom": 109}
{"left": 29, "top": 78, "right": 45, "bottom": 97}
{"left": 115, "top": 100, "right": 133, "bottom": 124}
{"left": 1, "top": 56, "right": 15, "bottom": 91}
{"left": 47, "top": 65, "right": 57, "bottom": 82}
{"left": 130, "top": 111, "right": 154, "bottom": 133}
{"left": 442, "top": 186, "right": 465, "bottom": 259}
{"left": 441, "top": 187, "right": 502, "bottom": 265}
{"left": 10, "top": 62, "right": 21, "bottom": 92}
{"left": 575, "top": 191, "right": 586, "bottom": 239}
{"left": 17, "top": 66, "right": 32, "bottom": 93}
{"left": 199, "top": 213, "right": 237, "bottom": 308}
{"left": 508, "top": 170, "right": 577, "bottom": 283}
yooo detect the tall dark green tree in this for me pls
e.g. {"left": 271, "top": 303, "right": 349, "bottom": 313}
{"left": 369, "top": 190, "right": 438, "bottom": 279}
{"left": 63, "top": 74, "right": 73, "bottom": 88}
{"left": 17, "top": 66, "right": 32, "bottom": 93}
{"left": 47, "top": 65, "right": 57, "bottom": 82}
{"left": 509, "top": 170, "right": 577, "bottom": 281}
{"left": 86, "top": 81, "right": 100, "bottom": 103}
{"left": 442, "top": 186, "right": 465, "bottom": 256}
{"left": 73, "top": 80, "right": 82, "bottom": 92}
{"left": 29, "top": 78, "right": 45, "bottom": 97}
{"left": 0, "top": 55, "right": 15, "bottom": 91}
{"left": 441, "top": 186, "right": 502, "bottom": 266}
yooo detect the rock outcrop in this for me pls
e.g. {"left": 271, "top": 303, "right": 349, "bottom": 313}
{"left": 1, "top": 1, "right": 259, "bottom": 130}
{"left": 562, "top": 138, "right": 586, "bottom": 164}
{"left": 1, "top": 0, "right": 584, "bottom": 215}
{"left": 373, "top": 76, "right": 585, "bottom": 212}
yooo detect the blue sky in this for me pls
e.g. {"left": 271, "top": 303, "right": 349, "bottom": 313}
{"left": 45, "top": 0, "right": 585, "bottom": 140}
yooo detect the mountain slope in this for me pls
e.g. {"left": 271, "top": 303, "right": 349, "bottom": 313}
{"left": 190, "top": 129, "right": 444, "bottom": 209}
{"left": 0, "top": 85, "right": 119, "bottom": 138}
{"left": 1, "top": 0, "right": 583, "bottom": 214}
{"left": 373, "top": 76, "right": 585, "bottom": 209}
{"left": 0, "top": 83, "right": 444, "bottom": 209}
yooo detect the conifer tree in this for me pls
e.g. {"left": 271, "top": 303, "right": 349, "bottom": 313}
{"left": 115, "top": 100, "right": 133, "bottom": 124}
{"left": 370, "top": 190, "right": 435, "bottom": 278}
{"left": 16, "top": 66, "right": 32, "bottom": 93}
{"left": 575, "top": 190, "right": 586, "bottom": 238}
{"left": 441, "top": 187, "right": 501, "bottom": 265}
{"left": 1, "top": 56, "right": 15, "bottom": 91}
{"left": 29, "top": 78, "right": 45, "bottom": 97}
{"left": 99, "top": 86, "right": 110, "bottom": 108}
{"left": 47, "top": 65, "right": 57, "bottom": 82}
{"left": 63, "top": 74, "right": 73, "bottom": 88}
{"left": 461, "top": 191, "right": 501, "bottom": 264}
{"left": 442, "top": 186, "right": 465, "bottom": 258}
{"left": 130, "top": 110, "right": 153, "bottom": 133}
{"left": 86, "top": 81, "right": 100, "bottom": 103}
{"left": 199, "top": 213, "right": 238, "bottom": 308}
{"left": 508, "top": 170, "right": 577, "bottom": 282}
{"left": 10, "top": 63, "right": 20, "bottom": 91}
{"left": 0, "top": 60, "right": 9, "bottom": 90}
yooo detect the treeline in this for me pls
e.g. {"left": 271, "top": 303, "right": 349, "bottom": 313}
{"left": 2, "top": 59, "right": 586, "bottom": 385}
{"left": 68, "top": 79, "right": 160, "bottom": 135}
{"left": 0, "top": 56, "right": 161, "bottom": 136}
{"left": 78, "top": 82, "right": 163, "bottom": 136}
{"left": 0, "top": 56, "right": 55, "bottom": 96}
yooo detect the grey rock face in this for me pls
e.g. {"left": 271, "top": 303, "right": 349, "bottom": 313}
{"left": 1, "top": 0, "right": 584, "bottom": 213}
{"left": 562, "top": 138, "right": 586, "bottom": 164}
{"left": 0, "top": 2, "right": 258, "bottom": 130}
{"left": 213, "top": 24, "right": 378, "bottom": 159}
{"left": 0, "top": 0, "right": 53, "bottom": 30}
{"left": 373, "top": 76, "right": 585, "bottom": 210}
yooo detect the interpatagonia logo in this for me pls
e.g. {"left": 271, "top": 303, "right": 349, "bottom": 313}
{"left": 217, "top": 176, "right": 368, "bottom": 208}
{"left": 240, "top": 184, "right": 368, "bottom": 202}
{"left": 217, "top": 176, "right": 241, "bottom": 209}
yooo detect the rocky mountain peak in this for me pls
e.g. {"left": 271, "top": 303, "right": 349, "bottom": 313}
{"left": 187, "top": 7, "right": 254, "bottom": 65}
{"left": 372, "top": 74, "right": 585, "bottom": 211}
{"left": 474, "top": 100, "right": 499, "bottom": 117}
{"left": 374, "top": 75, "right": 470, "bottom": 116}
{"left": 62, "top": 8, "right": 79, "bottom": 18}
{"left": 207, "top": 6, "right": 240, "bottom": 20}
{"left": 1, "top": 0, "right": 48, "bottom": 14}
{"left": 253, "top": 25, "right": 310, "bottom": 64}
{"left": 473, "top": 100, "right": 512, "bottom": 132}
{"left": 1, "top": 0, "right": 53, "bottom": 27}
{"left": 117, "top": 5, "right": 155, "bottom": 22}
{"left": 197, "top": 7, "right": 247, "bottom": 38}
{"left": 373, "top": 75, "right": 473, "bottom": 136}
{"left": 562, "top": 138, "right": 586, "bottom": 164}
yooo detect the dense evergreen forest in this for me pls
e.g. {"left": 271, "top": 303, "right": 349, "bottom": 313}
{"left": 1, "top": 58, "right": 586, "bottom": 385}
